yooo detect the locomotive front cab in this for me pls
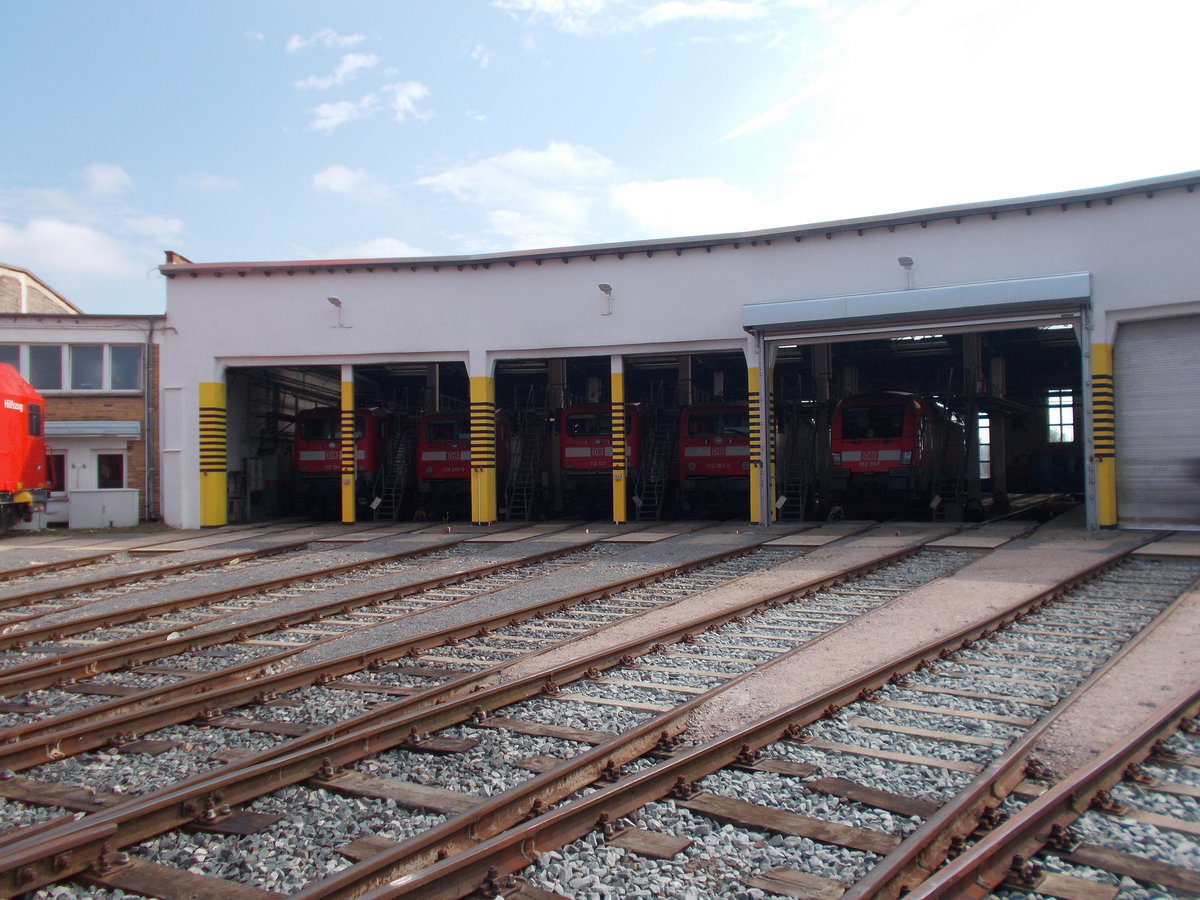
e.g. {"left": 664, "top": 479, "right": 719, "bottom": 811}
{"left": 292, "top": 407, "right": 385, "bottom": 516}
{"left": 676, "top": 404, "right": 751, "bottom": 514}
{"left": 0, "top": 364, "right": 54, "bottom": 532}
{"left": 829, "top": 393, "right": 942, "bottom": 504}
{"left": 416, "top": 412, "right": 473, "bottom": 484}
{"left": 560, "top": 404, "right": 642, "bottom": 475}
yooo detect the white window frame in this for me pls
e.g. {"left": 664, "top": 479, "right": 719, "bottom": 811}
{"left": 5, "top": 343, "right": 143, "bottom": 394}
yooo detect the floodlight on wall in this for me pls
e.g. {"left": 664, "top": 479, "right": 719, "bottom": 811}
{"left": 327, "top": 296, "right": 350, "bottom": 328}
{"left": 598, "top": 283, "right": 614, "bottom": 316}
{"left": 898, "top": 257, "right": 914, "bottom": 289}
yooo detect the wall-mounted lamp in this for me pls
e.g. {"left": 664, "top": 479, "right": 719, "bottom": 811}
{"left": 897, "top": 257, "right": 914, "bottom": 289}
{"left": 327, "top": 296, "right": 350, "bottom": 327}
{"left": 598, "top": 283, "right": 614, "bottom": 317}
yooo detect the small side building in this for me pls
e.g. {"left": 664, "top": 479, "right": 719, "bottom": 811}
{"left": 0, "top": 264, "right": 162, "bottom": 529}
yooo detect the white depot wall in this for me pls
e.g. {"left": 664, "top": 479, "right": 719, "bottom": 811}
{"left": 159, "top": 179, "right": 1200, "bottom": 527}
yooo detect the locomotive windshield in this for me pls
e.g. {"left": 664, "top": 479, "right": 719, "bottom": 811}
{"left": 298, "top": 412, "right": 366, "bottom": 441}
{"left": 840, "top": 405, "right": 904, "bottom": 440}
{"left": 425, "top": 418, "right": 470, "bottom": 441}
{"left": 687, "top": 411, "right": 749, "bottom": 437}
{"left": 565, "top": 412, "right": 612, "bottom": 437}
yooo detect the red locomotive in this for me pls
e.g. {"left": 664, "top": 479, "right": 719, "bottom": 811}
{"left": 415, "top": 409, "right": 510, "bottom": 515}
{"left": 829, "top": 391, "right": 964, "bottom": 512}
{"left": 0, "top": 364, "right": 51, "bottom": 534}
{"left": 676, "top": 404, "right": 751, "bottom": 512}
{"left": 559, "top": 404, "right": 643, "bottom": 475}
{"left": 292, "top": 406, "right": 386, "bottom": 514}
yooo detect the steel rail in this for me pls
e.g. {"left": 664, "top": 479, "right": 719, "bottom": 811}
{"left": 0, "top": 534, "right": 481, "bottom": 653}
{"left": 842, "top": 566, "right": 1200, "bottom": 899}
{"left": 304, "top": 549, "right": 1126, "bottom": 900}
{"left": 0, "top": 539, "right": 919, "bottom": 896}
{"left": 0, "top": 536, "right": 329, "bottom": 615}
{"left": 0, "top": 551, "right": 121, "bottom": 582}
{"left": 0, "top": 539, "right": 771, "bottom": 772}
{"left": 0, "top": 533, "right": 593, "bottom": 700}
{"left": 289, "top": 546, "right": 933, "bottom": 899}
{"left": 906, "top": 680, "right": 1200, "bottom": 899}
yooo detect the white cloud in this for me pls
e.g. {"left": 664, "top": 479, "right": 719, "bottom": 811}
{"left": 182, "top": 173, "right": 239, "bottom": 192}
{"left": 383, "top": 82, "right": 432, "bottom": 122}
{"left": 121, "top": 214, "right": 185, "bottom": 244}
{"left": 294, "top": 52, "right": 378, "bottom": 90}
{"left": 312, "top": 164, "right": 391, "bottom": 203}
{"left": 494, "top": 0, "right": 777, "bottom": 33}
{"left": 759, "top": 0, "right": 1200, "bottom": 222}
{"left": 719, "top": 74, "right": 833, "bottom": 141}
{"left": 287, "top": 28, "right": 364, "bottom": 54}
{"left": 0, "top": 217, "right": 141, "bottom": 277}
{"left": 84, "top": 163, "right": 132, "bottom": 197}
{"left": 308, "top": 95, "right": 381, "bottom": 132}
{"left": 332, "top": 237, "right": 431, "bottom": 259}
{"left": 493, "top": 0, "right": 624, "bottom": 35}
{"left": 612, "top": 177, "right": 783, "bottom": 235}
{"left": 467, "top": 42, "right": 490, "bottom": 68}
{"left": 639, "top": 0, "right": 767, "bottom": 26}
{"left": 417, "top": 141, "right": 619, "bottom": 247}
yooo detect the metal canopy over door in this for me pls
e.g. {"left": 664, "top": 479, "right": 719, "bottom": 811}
{"left": 1115, "top": 314, "right": 1200, "bottom": 529}
{"left": 742, "top": 273, "right": 1092, "bottom": 525}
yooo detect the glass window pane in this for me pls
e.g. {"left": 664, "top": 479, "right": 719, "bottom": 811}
{"left": 71, "top": 345, "right": 104, "bottom": 390}
{"left": 110, "top": 345, "right": 142, "bottom": 390}
{"left": 48, "top": 454, "right": 66, "bottom": 492}
{"left": 29, "top": 345, "right": 62, "bottom": 390}
{"left": 97, "top": 454, "right": 125, "bottom": 489}
{"left": 0, "top": 345, "right": 19, "bottom": 370}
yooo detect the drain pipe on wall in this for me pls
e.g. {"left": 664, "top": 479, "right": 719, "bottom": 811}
{"left": 143, "top": 318, "right": 156, "bottom": 521}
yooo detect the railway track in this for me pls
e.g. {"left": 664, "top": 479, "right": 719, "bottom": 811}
{"left": 0, "top": 518, "right": 1194, "bottom": 898}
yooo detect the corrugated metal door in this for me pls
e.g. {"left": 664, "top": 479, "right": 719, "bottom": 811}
{"left": 1115, "top": 314, "right": 1200, "bottom": 528}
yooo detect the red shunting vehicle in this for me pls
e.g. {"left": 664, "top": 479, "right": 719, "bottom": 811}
{"left": 0, "top": 363, "right": 51, "bottom": 534}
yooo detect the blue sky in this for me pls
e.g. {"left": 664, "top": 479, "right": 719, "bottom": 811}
{"left": 2, "top": 0, "right": 1196, "bottom": 315}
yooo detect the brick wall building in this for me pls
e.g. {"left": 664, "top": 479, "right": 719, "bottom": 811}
{"left": 0, "top": 268, "right": 162, "bottom": 527}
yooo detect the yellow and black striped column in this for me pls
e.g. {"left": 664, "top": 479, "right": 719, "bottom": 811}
{"left": 610, "top": 360, "right": 627, "bottom": 524}
{"left": 1091, "top": 343, "right": 1117, "bottom": 527}
{"left": 339, "top": 372, "right": 356, "bottom": 524}
{"left": 748, "top": 367, "right": 767, "bottom": 524}
{"left": 470, "top": 375, "right": 498, "bottom": 525}
{"left": 198, "top": 382, "right": 227, "bottom": 527}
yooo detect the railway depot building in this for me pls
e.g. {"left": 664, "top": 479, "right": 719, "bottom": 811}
{"left": 1, "top": 265, "right": 162, "bottom": 529}
{"left": 157, "top": 171, "right": 1200, "bottom": 533}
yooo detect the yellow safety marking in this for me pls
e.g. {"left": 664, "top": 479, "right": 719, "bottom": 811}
{"left": 611, "top": 370, "right": 627, "bottom": 523}
{"left": 340, "top": 379, "right": 356, "bottom": 524}
{"left": 1091, "top": 343, "right": 1117, "bottom": 527}
{"left": 470, "top": 376, "right": 497, "bottom": 524}
{"left": 198, "top": 382, "right": 227, "bottom": 527}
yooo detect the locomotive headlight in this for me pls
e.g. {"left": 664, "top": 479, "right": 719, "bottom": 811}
{"left": 741, "top": 460, "right": 749, "bottom": 471}
{"left": 424, "top": 465, "right": 433, "bottom": 474}
{"left": 831, "top": 452, "right": 841, "bottom": 465}
{"left": 900, "top": 451, "right": 913, "bottom": 464}
{"left": 687, "top": 462, "right": 697, "bottom": 471}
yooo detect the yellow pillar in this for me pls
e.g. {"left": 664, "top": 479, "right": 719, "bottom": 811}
{"left": 469, "top": 376, "right": 498, "bottom": 524}
{"left": 198, "top": 382, "right": 227, "bottom": 527}
{"left": 1091, "top": 343, "right": 1117, "bottom": 527}
{"left": 748, "top": 366, "right": 774, "bottom": 525}
{"left": 610, "top": 368, "right": 628, "bottom": 524}
{"left": 339, "top": 376, "right": 356, "bottom": 524}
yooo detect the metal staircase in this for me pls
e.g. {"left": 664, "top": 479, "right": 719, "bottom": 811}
{"left": 372, "top": 426, "right": 415, "bottom": 522}
{"left": 632, "top": 407, "right": 676, "bottom": 521}
{"left": 777, "top": 412, "right": 817, "bottom": 521}
{"left": 505, "top": 414, "right": 546, "bottom": 522}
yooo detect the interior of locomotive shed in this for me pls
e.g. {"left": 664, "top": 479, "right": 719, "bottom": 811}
{"left": 219, "top": 324, "right": 1082, "bottom": 527}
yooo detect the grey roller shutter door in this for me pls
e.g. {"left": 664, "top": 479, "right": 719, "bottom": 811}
{"left": 1115, "top": 314, "right": 1200, "bottom": 528}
